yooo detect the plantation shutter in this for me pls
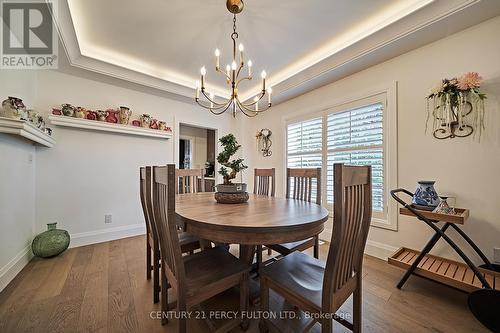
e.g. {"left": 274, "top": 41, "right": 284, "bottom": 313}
{"left": 326, "top": 102, "right": 385, "bottom": 212}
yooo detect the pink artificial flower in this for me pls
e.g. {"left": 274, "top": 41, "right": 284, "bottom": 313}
{"left": 457, "top": 72, "right": 482, "bottom": 90}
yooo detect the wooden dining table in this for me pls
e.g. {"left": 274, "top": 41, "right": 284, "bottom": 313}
{"left": 175, "top": 192, "right": 330, "bottom": 265}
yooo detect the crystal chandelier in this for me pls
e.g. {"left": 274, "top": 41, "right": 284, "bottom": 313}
{"left": 195, "top": 0, "right": 272, "bottom": 117}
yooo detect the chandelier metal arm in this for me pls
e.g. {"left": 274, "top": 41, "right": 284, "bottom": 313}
{"left": 200, "top": 89, "right": 228, "bottom": 106}
{"left": 240, "top": 90, "right": 266, "bottom": 107}
{"left": 196, "top": 97, "right": 232, "bottom": 111}
{"left": 236, "top": 98, "right": 271, "bottom": 115}
{"left": 235, "top": 75, "right": 252, "bottom": 87}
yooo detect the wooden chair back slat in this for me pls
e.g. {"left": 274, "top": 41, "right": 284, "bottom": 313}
{"left": 253, "top": 168, "right": 275, "bottom": 197}
{"left": 175, "top": 168, "right": 205, "bottom": 194}
{"left": 140, "top": 167, "right": 159, "bottom": 242}
{"left": 323, "top": 164, "right": 372, "bottom": 311}
{"left": 153, "top": 165, "right": 185, "bottom": 288}
{"left": 286, "top": 168, "right": 321, "bottom": 205}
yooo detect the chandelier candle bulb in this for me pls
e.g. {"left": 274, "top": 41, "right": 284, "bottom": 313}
{"left": 215, "top": 49, "right": 220, "bottom": 69}
{"left": 268, "top": 87, "right": 272, "bottom": 104}
{"left": 248, "top": 60, "right": 252, "bottom": 77}
{"left": 210, "top": 93, "right": 214, "bottom": 108}
{"left": 195, "top": 80, "right": 200, "bottom": 99}
{"left": 239, "top": 43, "right": 244, "bottom": 63}
{"left": 200, "top": 66, "right": 206, "bottom": 87}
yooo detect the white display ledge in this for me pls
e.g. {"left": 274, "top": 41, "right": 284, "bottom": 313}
{"left": 0, "top": 117, "right": 56, "bottom": 147}
{"left": 49, "top": 115, "right": 172, "bottom": 139}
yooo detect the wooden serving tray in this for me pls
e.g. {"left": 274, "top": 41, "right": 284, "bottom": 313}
{"left": 399, "top": 207, "right": 469, "bottom": 224}
{"left": 388, "top": 247, "right": 500, "bottom": 293}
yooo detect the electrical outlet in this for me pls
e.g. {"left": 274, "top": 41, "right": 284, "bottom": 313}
{"left": 104, "top": 214, "right": 112, "bottom": 224}
{"left": 494, "top": 247, "right": 500, "bottom": 264}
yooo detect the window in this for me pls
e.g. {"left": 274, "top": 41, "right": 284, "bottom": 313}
{"left": 285, "top": 86, "right": 397, "bottom": 230}
{"left": 287, "top": 118, "right": 322, "bottom": 199}
{"left": 327, "top": 103, "right": 384, "bottom": 213}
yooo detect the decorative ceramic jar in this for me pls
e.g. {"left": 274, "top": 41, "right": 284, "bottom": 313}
{"left": 61, "top": 103, "right": 75, "bottom": 117}
{"left": 74, "top": 107, "right": 86, "bottom": 118}
{"left": 105, "top": 109, "right": 118, "bottom": 123}
{"left": 119, "top": 106, "right": 131, "bottom": 125}
{"left": 32, "top": 223, "right": 70, "bottom": 258}
{"left": 140, "top": 114, "right": 152, "bottom": 128}
{"left": 96, "top": 110, "right": 107, "bottom": 121}
{"left": 1, "top": 96, "right": 24, "bottom": 119}
{"left": 37, "top": 115, "right": 45, "bottom": 131}
{"left": 86, "top": 110, "right": 97, "bottom": 120}
{"left": 27, "top": 110, "right": 40, "bottom": 125}
{"left": 412, "top": 181, "right": 439, "bottom": 207}
{"left": 150, "top": 119, "right": 158, "bottom": 129}
{"left": 158, "top": 121, "right": 166, "bottom": 131}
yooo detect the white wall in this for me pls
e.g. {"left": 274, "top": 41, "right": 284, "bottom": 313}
{"left": 34, "top": 70, "right": 234, "bottom": 247}
{"left": 241, "top": 16, "right": 500, "bottom": 262}
{"left": 0, "top": 70, "right": 38, "bottom": 290}
{"left": 180, "top": 124, "right": 208, "bottom": 169}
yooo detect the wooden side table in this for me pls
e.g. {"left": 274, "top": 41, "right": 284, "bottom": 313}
{"left": 389, "top": 189, "right": 500, "bottom": 293}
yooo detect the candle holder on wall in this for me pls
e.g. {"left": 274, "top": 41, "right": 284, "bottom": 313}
{"left": 256, "top": 128, "right": 272, "bottom": 157}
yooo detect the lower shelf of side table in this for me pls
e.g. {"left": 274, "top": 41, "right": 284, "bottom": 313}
{"left": 388, "top": 247, "right": 500, "bottom": 293}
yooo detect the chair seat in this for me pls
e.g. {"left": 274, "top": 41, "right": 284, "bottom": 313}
{"left": 261, "top": 251, "right": 325, "bottom": 311}
{"left": 266, "top": 237, "right": 315, "bottom": 255}
{"left": 179, "top": 231, "right": 200, "bottom": 253}
{"left": 184, "top": 247, "right": 250, "bottom": 295}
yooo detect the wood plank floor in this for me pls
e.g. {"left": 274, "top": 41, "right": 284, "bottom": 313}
{"left": 0, "top": 235, "right": 487, "bottom": 332}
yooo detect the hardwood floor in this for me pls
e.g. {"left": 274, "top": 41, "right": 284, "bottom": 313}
{"left": 0, "top": 235, "right": 487, "bottom": 332}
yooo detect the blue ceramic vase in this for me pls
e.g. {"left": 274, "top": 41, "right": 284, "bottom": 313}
{"left": 412, "top": 181, "right": 439, "bottom": 207}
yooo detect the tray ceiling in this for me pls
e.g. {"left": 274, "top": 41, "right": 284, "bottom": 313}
{"left": 55, "top": 0, "right": 500, "bottom": 103}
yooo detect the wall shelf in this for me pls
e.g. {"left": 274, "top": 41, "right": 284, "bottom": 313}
{"left": 49, "top": 115, "right": 173, "bottom": 139}
{"left": 0, "top": 117, "right": 56, "bottom": 147}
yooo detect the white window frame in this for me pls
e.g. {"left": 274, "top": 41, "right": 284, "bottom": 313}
{"left": 283, "top": 82, "right": 398, "bottom": 231}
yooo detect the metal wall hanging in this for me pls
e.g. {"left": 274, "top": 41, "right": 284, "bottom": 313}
{"left": 256, "top": 128, "right": 272, "bottom": 157}
{"left": 426, "top": 72, "right": 487, "bottom": 141}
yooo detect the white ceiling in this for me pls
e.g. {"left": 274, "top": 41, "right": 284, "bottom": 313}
{"left": 57, "top": 0, "right": 500, "bottom": 103}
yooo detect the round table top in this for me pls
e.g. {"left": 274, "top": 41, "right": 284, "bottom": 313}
{"left": 175, "top": 192, "right": 329, "bottom": 245}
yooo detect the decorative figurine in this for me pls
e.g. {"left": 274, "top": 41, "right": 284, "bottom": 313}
{"left": 150, "top": 119, "right": 158, "bottom": 129}
{"left": 131, "top": 119, "right": 141, "bottom": 127}
{"left": 52, "top": 108, "right": 62, "bottom": 116}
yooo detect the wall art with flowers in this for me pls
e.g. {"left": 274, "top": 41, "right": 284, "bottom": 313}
{"left": 426, "top": 72, "right": 487, "bottom": 140}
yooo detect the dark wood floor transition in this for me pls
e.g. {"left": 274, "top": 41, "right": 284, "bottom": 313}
{"left": 0, "top": 235, "right": 487, "bottom": 332}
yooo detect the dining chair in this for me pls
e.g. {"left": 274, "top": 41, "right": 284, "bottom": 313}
{"left": 175, "top": 168, "right": 205, "bottom": 194}
{"left": 152, "top": 165, "right": 251, "bottom": 332}
{"left": 140, "top": 166, "right": 201, "bottom": 304}
{"left": 266, "top": 167, "right": 322, "bottom": 259}
{"left": 253, "top": 168, "right": 275, "bottom": 271}
{"left": 259, "top": 164, "right": 372, "bottom": 333}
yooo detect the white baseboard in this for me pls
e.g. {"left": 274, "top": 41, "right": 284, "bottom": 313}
{"left": 320, "top": 231, "right": 398, "bottom": 261}
{"left": 0, "top": 245, "right": 33, "bottom": 292}
{"left": 70, "top": 223, "right": 146, "bottom": 248}
{"left": 365, "top": 240, "right": 399, "bottom": 260}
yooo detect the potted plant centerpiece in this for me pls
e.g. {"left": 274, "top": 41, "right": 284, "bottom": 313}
{"left": 214, "top": 134, "right": 249, "bottom": 204}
